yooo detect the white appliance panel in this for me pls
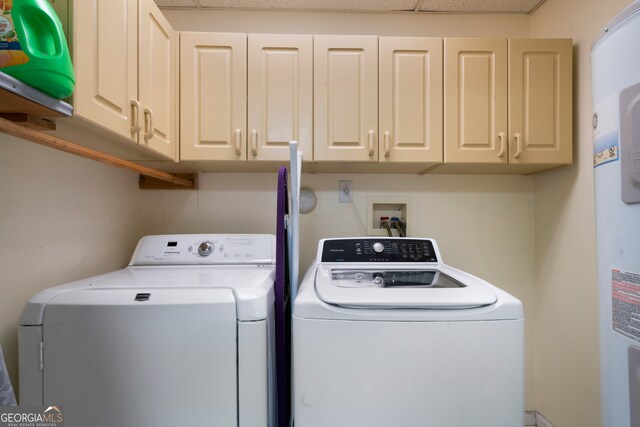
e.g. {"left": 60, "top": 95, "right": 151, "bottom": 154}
{"left": 293, "top": 317, "right": 524, "bottom": 427}
{"left": 42, "top": 289, "right": 238, "bottom": 427}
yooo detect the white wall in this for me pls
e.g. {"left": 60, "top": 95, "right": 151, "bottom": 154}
{"left": 0, "top": 135, "right": 145, "bottom": 395}
{"left": 530, "top": 0, "right": 634, "bottom": 426}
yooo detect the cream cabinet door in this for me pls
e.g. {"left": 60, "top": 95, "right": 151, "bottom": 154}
{"left": 445, "top": 39, "right": 508, "bottom": 164}
{"left": 509, "top": 39, "right": 572, "bottom": 165}
{"left": 379, "top": 37, "right": 442, "bottom": 164}
{"left": 74, "top": 0, "right": 138, "bottom": 141}
{"left": 248, "top": 34, "right": 312, "bottom": 162}
{"left": 138, "top": 0, "right": 177, "bottom": 160}
{"left": 314, "top": 35, "right": 378, "bottom": 162}
{"left": 180, "top": 32, "right": 247, "bottom": 161}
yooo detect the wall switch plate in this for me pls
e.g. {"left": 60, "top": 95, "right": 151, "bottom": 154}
{"left": 339, "top": 180, "right": 353, "bottom": 203}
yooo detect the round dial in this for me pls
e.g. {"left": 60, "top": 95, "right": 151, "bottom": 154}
{"left": 197, "top": 241, "right": 214, "bottom": 257}
{"left": 372, "top": 242, "right": 385, "bottom": 254}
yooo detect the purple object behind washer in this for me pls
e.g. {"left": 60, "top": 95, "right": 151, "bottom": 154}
{"left": 275, "top": 166, "right": 291, "bottom": 427}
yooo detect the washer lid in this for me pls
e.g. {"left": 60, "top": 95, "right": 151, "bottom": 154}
{"left": 315, "top": 265, "right": 497, "bottom": 309}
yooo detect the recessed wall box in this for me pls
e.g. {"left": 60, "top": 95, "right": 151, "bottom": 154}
{"left": 366, "top": 196, "right": 411, "bottom": 237}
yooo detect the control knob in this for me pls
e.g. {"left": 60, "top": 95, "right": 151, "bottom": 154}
{"left": 198, "top": 241, "right": 214, "bottom": 257}
{"left": 372, "top": 242, "right": 385, "bottom": 254}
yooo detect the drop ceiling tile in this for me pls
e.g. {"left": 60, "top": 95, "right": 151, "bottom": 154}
{"left": 197, "top": 0, "right": 419, "bottom": 11}
{"left": 155, "top": 0, "right": 199, "bottom": 6}
{"left": 420, "top": 0, "right": 544, "bottom": 13}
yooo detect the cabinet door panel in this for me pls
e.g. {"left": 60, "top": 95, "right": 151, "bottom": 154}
{"left": 248, "top": 34, "right": 312, "bottom": 162}
{"left": 74, "top": 0, "right": 137, "bottom": 141}
{"left": 379, "top": 37, "right": 442, "bottom": 164}
{"left": 314, "top": 35, "right": 378, "bottom": 162}
{"left": 180, "top": 32, "right": 246, "bottom": 161}
{"left": 509, "top": 39, "right": 572, "bottom": 165}
{"left": 445, "top": 39, "right": 508, "bottom": 164}
{"left": 138, "top": 0, "right": 177, "bottom": 160}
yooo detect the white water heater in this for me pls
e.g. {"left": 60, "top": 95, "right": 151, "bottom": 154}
{"left": 591, "top": 2, "right": 640, "bottom": 426}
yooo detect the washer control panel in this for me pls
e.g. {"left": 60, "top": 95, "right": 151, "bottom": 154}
{"left": 130, "top": 234, "right": 275, "bottom": 265}
{"left": 321, "top": 238, "right": 438, "bottom": 263}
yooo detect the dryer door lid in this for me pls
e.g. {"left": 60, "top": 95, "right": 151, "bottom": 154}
{"left": 42, "top": 288, "right": 239, "bottom": 427}
{"left": 315, "top": 267, "right": 497, "bottom": 309}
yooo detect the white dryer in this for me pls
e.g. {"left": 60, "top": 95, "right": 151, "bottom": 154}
{"left": 293, "top": 237, "right": 524, "bottom": 427}
{"left": 20, "top": 234, "right": 278, "bottom": 427}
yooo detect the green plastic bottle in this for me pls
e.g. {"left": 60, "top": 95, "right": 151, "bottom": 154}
{"left": 0, "top": 0, "right": 74, "bottom": 99}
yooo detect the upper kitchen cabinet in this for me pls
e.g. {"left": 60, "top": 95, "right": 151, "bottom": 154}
{"left": 444, "top": 39, "right": 508, "bottom": 165}
{"left": 137, "top": 0, "right": 178, "bottom": 160}
{"left": 248, "top": 34, "right": 313, "bottom": 162}
{"left": 508, "top": 39, "right": 572, "bottom": 166}
{"left": 60, "top": 0, "right": 178, "bottom": 161}
{"left": 314, "top": 35, "right": 379, "bottom": 162}
{"left": 180, "top": 32, "right": 247, "bottom": 162}
{"left": 379, "top": 37, "right": 443, "bottom": 166}
{"left": 180, "top": 33, "right": 313, "bottom": 167}
{"left": 443, "top": 38, "right": 572, "bottom": 173}
{"left": 73, "top": 0, "right": 136, "bottom": 141}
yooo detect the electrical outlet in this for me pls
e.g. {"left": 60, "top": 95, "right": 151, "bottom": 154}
{"left": 339, "top": 180, "right": 353, "bottom": 203}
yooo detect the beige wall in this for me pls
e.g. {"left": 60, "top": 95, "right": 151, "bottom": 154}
{"left": 0, "top": 135, "right": 145, "bottom": 395}
{"left": 529, "top": 0, "right": 634, "bottom": 426}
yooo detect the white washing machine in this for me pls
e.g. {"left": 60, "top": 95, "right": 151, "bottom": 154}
{"left": 20, "top": 234, "right": 278, "bottom": 427}
{"left": 293, "top": 237, "right": 524, "bottom": 427}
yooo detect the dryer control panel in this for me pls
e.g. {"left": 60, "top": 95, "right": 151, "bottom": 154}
{"left": 321, "top": 238, "right": 438, "bottom": 263}
{"left": 129, "top": 234, "right": 276, "bottom": 265}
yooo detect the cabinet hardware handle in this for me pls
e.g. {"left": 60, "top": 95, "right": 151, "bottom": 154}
{"left": 368, "top": 130, "right": 375, "bottom": 157}
{"left": 514, "top": 133, "right": 522, "bottom": 159}
{"left": 143, "top": 107, "right": 155, "bottom": 140}
{"left": 251, "top": 130, "right": 258, "bottom": 156}
{"left": 235, "top": 129, "right": 242, "bottom": 156}
{"left": 130, "top": 100, "right": 141, "bottom": 136}
{"left": 384, "top": 131, "right": 390, "bottom": 158}
{"left": 498, "top": 132, "right": 506, "bottom": 158}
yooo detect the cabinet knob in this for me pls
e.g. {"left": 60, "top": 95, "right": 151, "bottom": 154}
{"left": 368, "top": 130, "right": 375, "bottom": 157}
{"left": 384, "top": 131, "right": 390, "bottom": 158}
{"left": 130, "top": 100, "right": 142, "bottom": 136}
{"left": 234, "top": 129, "right": 242, "bottom": 156}
{"left": 514, "top": 133, "right": 522, "bottom": 159}
{"left": 143, "top": 107, "right": 155, "bottom": 140}
{"left": 251, "top": 130, "right": 258, "bottom": 156}
{"left": 498, "top": 132, "right": 506, "bottom": 158}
